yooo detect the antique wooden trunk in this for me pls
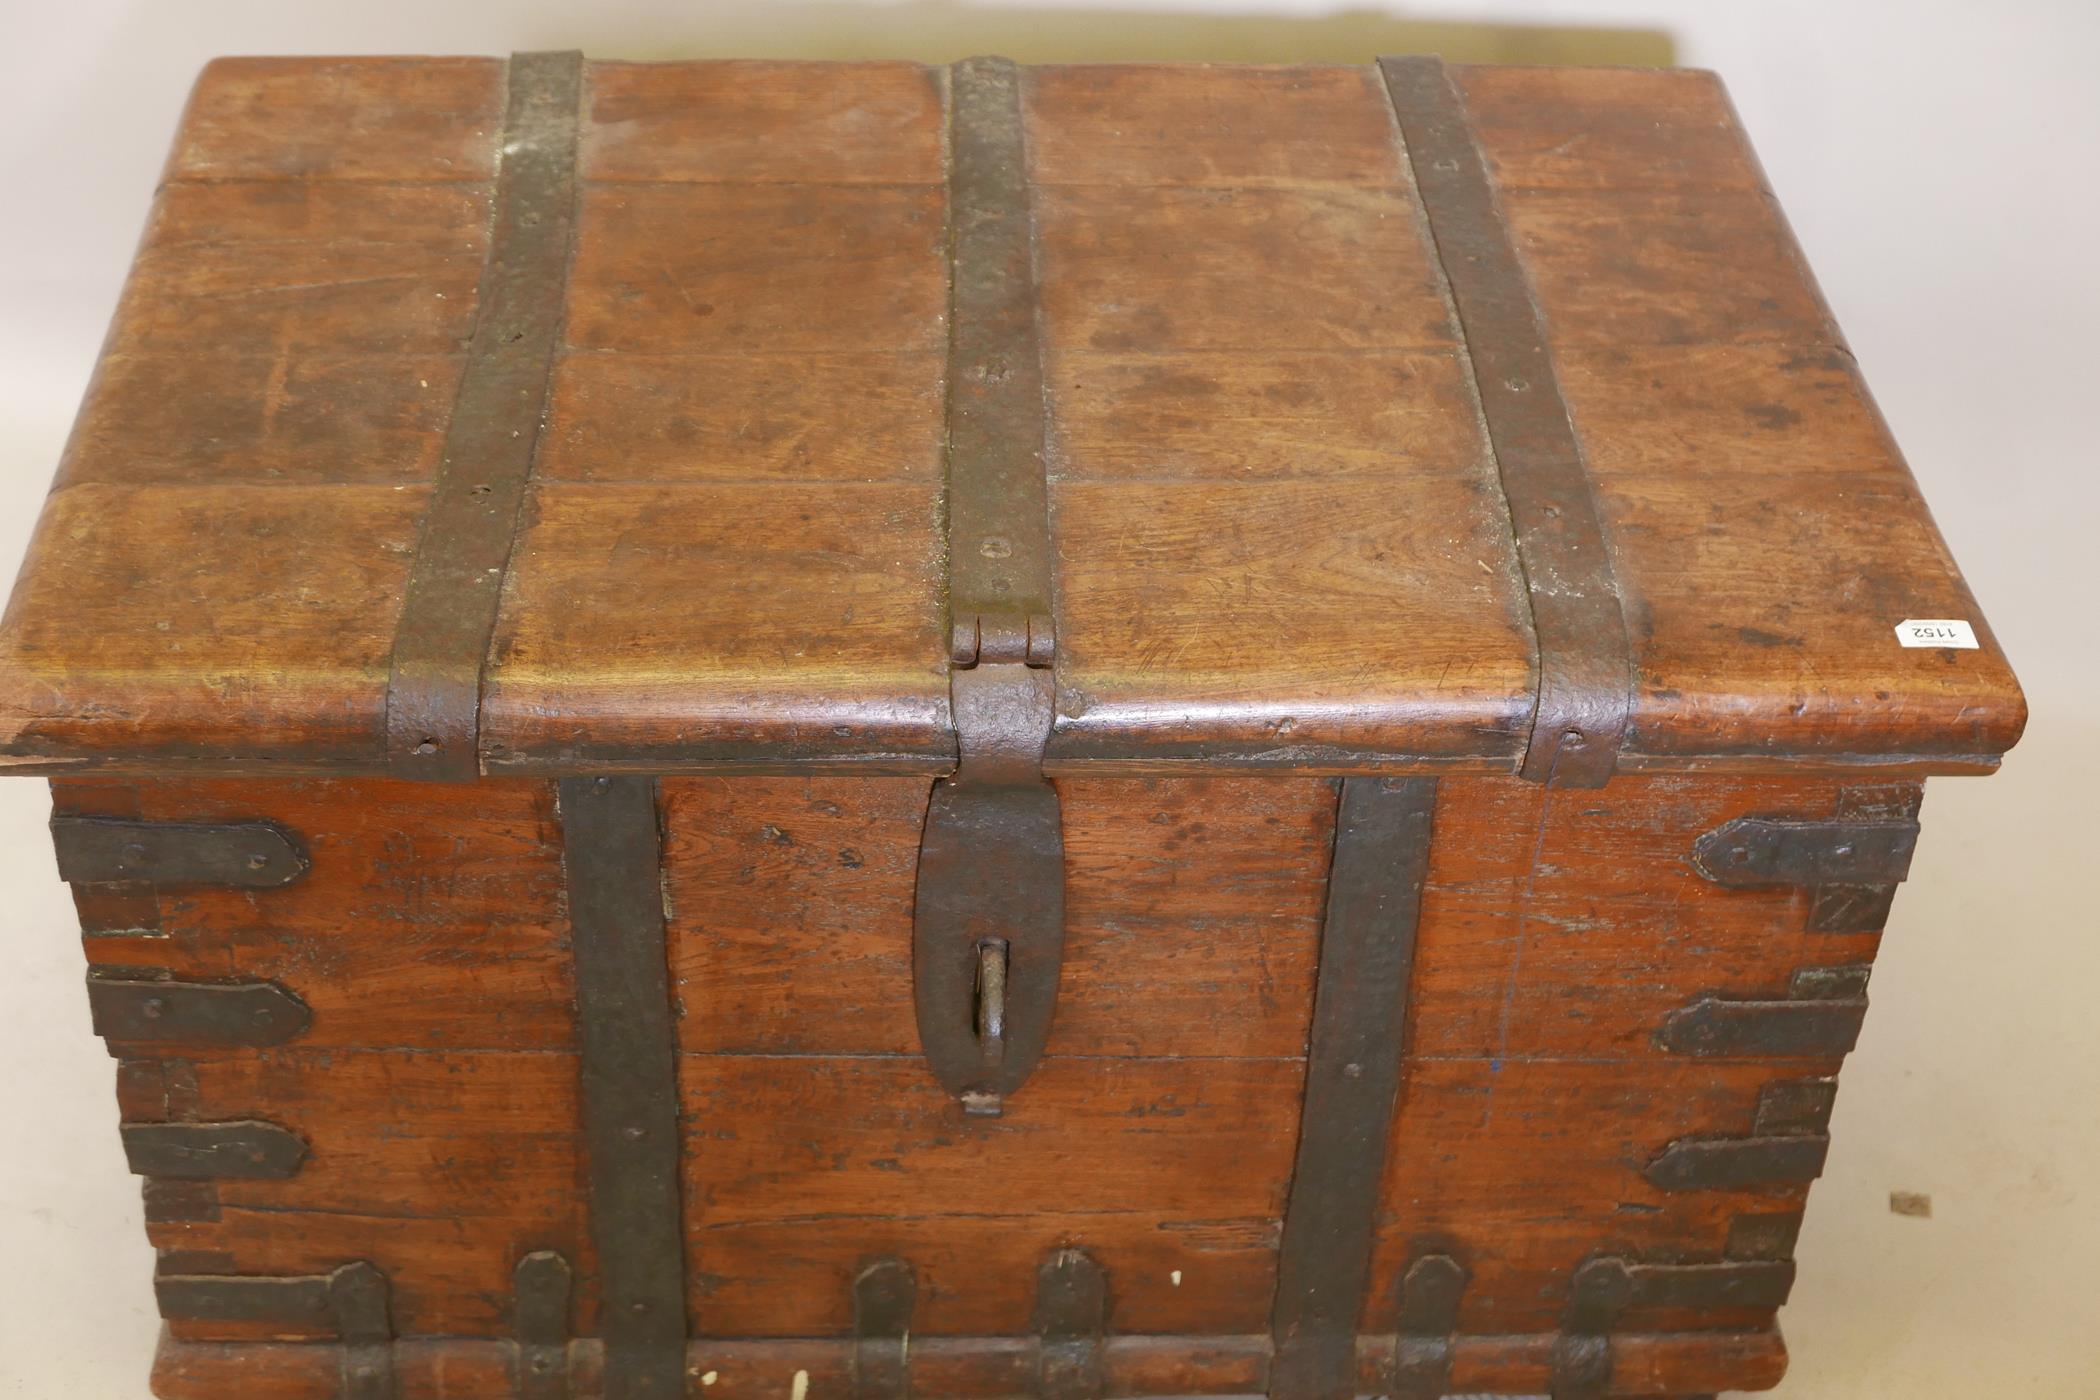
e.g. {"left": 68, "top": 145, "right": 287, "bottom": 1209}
{"left": 0, "top": 52, "right": 2024, "bottom": 1400}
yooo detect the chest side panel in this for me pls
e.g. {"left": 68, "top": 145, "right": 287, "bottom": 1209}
{"left": 53, "top": 774, "right": 594, "bottom": 1344}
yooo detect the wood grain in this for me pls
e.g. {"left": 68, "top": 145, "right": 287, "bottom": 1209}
{"left": 582, "top": 60, "right": 944, "bottom": 184}
{"left": 0, "top": 58, "right": 2023, "bottom": 776}
{"left": 164, "top": 56, "right": 505, "bottom": 183}
{"left": 659, "top": 775, "right": 1334, "bottom": 1058}
{"left": 1025, "top": 64, "right": 1404, "bottom": 188}
{"left": 1410, "top": 774, "right": 1889, "bottom": 1060}
{"left": 148, "top": 1328, "right": 1790, "bottom": 1398}
{"left": 481, "top": 483, "right": 950, "bottom": 770}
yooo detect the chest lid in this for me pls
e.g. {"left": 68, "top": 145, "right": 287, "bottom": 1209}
{"left": 0, "top": 54, "right": 2024, "bottom": 781}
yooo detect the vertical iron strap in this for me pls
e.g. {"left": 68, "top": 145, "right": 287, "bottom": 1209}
{"left": 1269, "top": 777, "right": 1439, "bottom": 1400}
{"left": 1551, "top": 1257, "right": 1632, "bottom": 1400}
{"left": 1389, "top": 1253, "right": 1468, "bottom": 1400}
{"left": 386, "top": 50, "right": 584, "bottom": 780}
{"left": 913, "top": 54, "right": 1066, "bottom": 1115}
{"left": 1034, "top": 1248, "right": 1108, "bottom": 1400}
{"left": 514, "top": 1250, "right": 575, "bottom": 1400}
{"left": 1379, "top": 56, "right": 1632, "bottom": 789}
{"left": 329, "top": 1262, "right": 398, "bottom": 1400}
{"left": 559, "top": 776, "right": 687, "bottom": 1398}
{"left": 853, "top": 1257, "right": 917, "bottom": 1400}
{"left": 944, "top": 54, "right": 1056, "bottom": 626}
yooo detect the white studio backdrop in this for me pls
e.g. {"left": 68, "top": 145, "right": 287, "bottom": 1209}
{"left": 0, "top": 2, "right": 2094, "bottom": 1395}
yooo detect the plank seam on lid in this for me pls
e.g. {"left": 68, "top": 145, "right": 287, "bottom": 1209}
{"left": 1378, "top": 56, "right": 1634, "bottom": 789}
{"left": 383, "top": 50, "right": 585, "bottom": 780}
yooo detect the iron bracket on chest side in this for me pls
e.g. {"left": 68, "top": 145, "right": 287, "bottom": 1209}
{"left": 51, "top": 816, "right": 308, "bottom": 888}
{"left": 1693, "top": 788, "right": 1923, "bottom": 932}
{"left": 1659, "top": 965, "right": 1871, "bottom": 1059}
{"left": 158, "top": 1262, "right": 397, "bottom": 1399}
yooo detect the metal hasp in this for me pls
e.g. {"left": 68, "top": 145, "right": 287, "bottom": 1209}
{"left": 1659, "top": 965, "right": 1872, "bottom": 1058}
{"left": 1380, "top": 55, "right": 1632, "bottom": 788}
{"left": 1270, "top": 778, "right": 1439, "bottom": 1400}
{"left": 558, "top": 775, "right": 687, "bottom": 1399}
{"left": 1550, "top": 1256, "right": 1795, "bottom": 1399}
{"left": 1694, "top": 787, "right": 1923, "bottom": 933}
{"left": 913, "top": 54, "right": 1066, "bottom": 1116}
{"left": 157, "top": 1262, "right": 397, "bottom": 1399}
{"left": 51, "top": 816, "right": 308, "bottom": 888}
{"left": 1035, "top": 1248, "right": 1109, "bottom": 1400}
{"left": 385, "top": 49, "right": 583, "bottom": 780}
{"left": 852, "top": 1257, "right": 917, "bottom": 1400}
{"left": 1389, "top": 1253, "right": 1468, "bottom": 1400}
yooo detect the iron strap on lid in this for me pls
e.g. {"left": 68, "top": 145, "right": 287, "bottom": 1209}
{"left": 911, "top": 55, "right": 1068, "bottom": 1116}
{"left": 385, "top": 50, "right": 584, "bottom": 780}
{"left": 1380, "top": 55, "right": 1635, "bottom": 789}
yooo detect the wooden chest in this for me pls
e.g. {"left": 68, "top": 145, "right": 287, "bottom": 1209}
{"left": 0, "top": 52, "right": 2024, "bottom": 1400}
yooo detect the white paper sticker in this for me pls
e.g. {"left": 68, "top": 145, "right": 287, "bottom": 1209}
{"left": 1894, "top": 618, "right": 1979, "bottom": 649}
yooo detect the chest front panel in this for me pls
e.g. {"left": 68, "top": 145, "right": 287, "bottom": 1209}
{"left": 57, "top": 769, "right": 1904, "bottom": 1396}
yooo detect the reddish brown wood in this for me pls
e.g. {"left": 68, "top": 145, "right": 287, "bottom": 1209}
{"left": 0, "top": 54, "right": 2026, "bottom": 1400}
{"left": 0, "top": 57, "right": 2021, "bottom": 777}
{"left": 148, "top": 1327, "right": 1789, "bottom": 1397}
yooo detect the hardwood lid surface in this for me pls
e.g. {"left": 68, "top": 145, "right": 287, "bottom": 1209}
{"left": 0, "top": 57, "right": 2024, "bottom": 777}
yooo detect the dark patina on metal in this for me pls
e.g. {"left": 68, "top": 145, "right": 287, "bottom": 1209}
{"left": 1551, "top": 1256, "right": 1794, "bottom": 1397}
{"left": 141, "top": 1178, "right": 220, "bottom": 1224}
{"left": 157, "top": 1262, "right": 396, "bottom": 1398}
{"left": 1646, "top": 1076, "right": 1837, "bottom": 1190}
{"left": 385, "top": 50, "right": 583, "bottom": 781}
{"left": 1809, "top": 785, "right": 1926, "bottom": 931}
{"left": 51, "top": 816, "right": 307, "bottom": 888}
{"left": 1035, "top": 1248, "right": 1108, "bottom": 1400}
{"left": 1645, "top": 1134, "right": 1830, "bottom": 1191}
{"left": 853, "top": 1257, "right": 917, "bottom": 1400}
{"left": 88, "top": 974, "right": 312, "bottom": 1047}
{"left": 120, "top": 1119, "right": 307, "bottom": 1180}
{"left": 1389, "top": 1253, "right": 1468, "bottom": 1400}
{"left": 1659, "top": 967, "right": 1870, "bottom": 1058}
{"left": 1693, "top": 815, "right": 1920, "bottom": 888}
{"left": 1270, "top": 777, "right": 1439, "bottom": 1400}
{"left": 1726, "top": 1211, "right": 1806, "bottom": 1262}
{"left": 557, "top": 775, "right": 686, "bottom": 1399}
{"left": 332, "top": 1261, "right": 399, "bottom": 1400}
{"left": 1379, "top": 55, "right": 1632, "bottom": 789}
{"left": 914, "top": 54, "right": 1066, "bottom": 1116}
{"left": 514, "top": 1250, "right": 574, "bottom": 1400}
